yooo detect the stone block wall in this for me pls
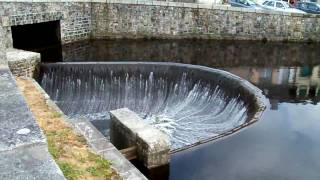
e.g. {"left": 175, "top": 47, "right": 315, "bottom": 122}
{"left": 92, "top": 0, "right": 320, "bottom": 42}
{"left": 7, "top": 49, "right": 40, "bottom": 78}
{"left": 0, "top": 26, "right": 6, "bottom": 65}
{"left": 1, "top": 0, "right": 320, "bottom": 59}
{"left": 0, "top": 1, "right": 92, "bottom": 50}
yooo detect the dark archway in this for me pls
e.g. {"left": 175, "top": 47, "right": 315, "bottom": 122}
{"left": 11, "top": 20, "right": 62, "bottom": 62}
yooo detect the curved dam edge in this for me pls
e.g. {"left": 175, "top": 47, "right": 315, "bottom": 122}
{"left": 40, "top": 61, "right": 268, "bottom": 153}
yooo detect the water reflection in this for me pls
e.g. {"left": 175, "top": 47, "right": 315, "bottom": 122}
{"left": 226, "top": 66, "right": 320, "bottom": 106}
{"left": 58, "top": 39, "right": 320, "bottom": 106}
{"left": 58, "top": 39, "right": 320, "bottom": 67}
{"left": 170, "top": 103, "right": 320, "bottom": 180}
{"left": 170, "top": 65, "right": 320, "bottom": 180}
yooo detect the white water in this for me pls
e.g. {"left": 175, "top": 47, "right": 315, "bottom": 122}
{"left": 40, "top": 64, "right": 249, "bottom": 150}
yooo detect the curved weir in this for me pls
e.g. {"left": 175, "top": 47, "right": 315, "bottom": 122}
{"left": 39, "top": 62, "right": 266, "bottom": 151}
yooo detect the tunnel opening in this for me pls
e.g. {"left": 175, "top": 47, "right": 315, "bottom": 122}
{"left": 11, "top": 20, "right": 62, "bottom": 62}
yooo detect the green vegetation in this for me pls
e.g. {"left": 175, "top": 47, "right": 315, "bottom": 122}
{"left": 58, "top": 162, "right": 82, "bottom": 180}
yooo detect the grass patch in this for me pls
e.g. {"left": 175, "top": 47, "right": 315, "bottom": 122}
{"left": 58, "top": 162, "right": 82, "bottom": 180}
{"left": 16, "top": 78, "right": 121, "bottom": 180}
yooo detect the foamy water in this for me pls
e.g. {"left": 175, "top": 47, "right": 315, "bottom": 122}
{"left": 40, "top": 63, "right": 251, "bottom": 150}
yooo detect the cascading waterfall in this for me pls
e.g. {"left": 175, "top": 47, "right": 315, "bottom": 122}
{"left": 39, "top": 62, "right": 257, "bottom": 150}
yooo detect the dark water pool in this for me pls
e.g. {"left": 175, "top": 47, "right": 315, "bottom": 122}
{"left": 40, "top": 39, "right": 320, "bottom": 180}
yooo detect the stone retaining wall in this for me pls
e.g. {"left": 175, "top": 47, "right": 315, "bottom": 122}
{"left": 0, "top": 0, "right": 320, "bottom": 59}
{"left": 0, "top": 0, "right": 320, "bottom": 64}
{"left": 93, "top": 0, "right": 320, "bottom": 42}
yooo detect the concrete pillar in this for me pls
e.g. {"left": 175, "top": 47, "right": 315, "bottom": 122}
{"left": 110, "top": 108, "right": 171, "bottom": 169}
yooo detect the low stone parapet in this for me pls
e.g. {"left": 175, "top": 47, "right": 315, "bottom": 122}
{"left": 6, "top": 49, "right": 40, "bottom": 78}
{"left": 110, "top": 108, "right": 170, "bottom": 169}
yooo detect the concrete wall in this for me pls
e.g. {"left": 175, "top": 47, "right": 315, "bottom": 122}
{"left": 92, "top": 0, "right": 320, "bottom": 42}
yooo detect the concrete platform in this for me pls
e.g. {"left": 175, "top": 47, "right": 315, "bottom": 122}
{"left": 0, "top": 66, "right": 44, "bottom": 151}
{"left": 0, "top": 144, "right": 65, "bottom": 180}
{"left": 0, "top": 66, "right": 65, "bottom": 179}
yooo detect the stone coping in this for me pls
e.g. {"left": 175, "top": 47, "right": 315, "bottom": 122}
{"left": 31, "top": 79, "right": 148, "bottom": 180}
{"left": 0, "top": 0, "right": 318, "bottom": 18}
{"left": 6, "top": 49, "right": 40, "bottom": 62}
{"left": 6, "top": 49, "right": 40, "bottom": 78}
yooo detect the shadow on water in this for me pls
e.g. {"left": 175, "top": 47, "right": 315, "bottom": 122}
{"left": 131, "top": 160, "right": 170, "bottom": 180}
{"left": 36, "top": 39, "right": 320, "bottom": 180}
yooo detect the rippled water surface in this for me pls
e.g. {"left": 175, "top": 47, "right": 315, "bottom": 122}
{"left": 37, "top": 39, "right": 320, "bottom": 180}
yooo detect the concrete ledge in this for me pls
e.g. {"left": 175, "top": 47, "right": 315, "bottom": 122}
{"left": 0, "top": 67, "right": 64, "bottom": 179}
{"left": 30, "top": 79, "right": 147, "bottom": 180}
{"left": 0, "top": 67, "right": 45, "bottom": 151}
{"left": 73, "top": 119, "right": 147, "bottom": 179}
{"left": 110, "top": 108, "right": 170, "bottom": 169}
{"left": 0, "top": 144, "right": 65, "bottom": 180}
{"left": 6, "top": 49, "right": 40, "bottom": 78}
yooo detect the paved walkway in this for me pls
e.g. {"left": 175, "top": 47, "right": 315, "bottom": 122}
{"left": 0, "top": 65, "right": 65, "bottom": 179}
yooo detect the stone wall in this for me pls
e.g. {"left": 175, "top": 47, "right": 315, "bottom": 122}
{"left": 0, "top": 1, "right": 92, "bottom": 50}
{"left": 0, "top": 26, "right": 6, "bottom": 65}
{"left": 7, "top": 49, "right": 40, "bottom": 78}
{"left": 92, "top": 0, "right": 320, "bottom": 42}
{"left": 1, "top": 0, "right": 320, "bottom": 58}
